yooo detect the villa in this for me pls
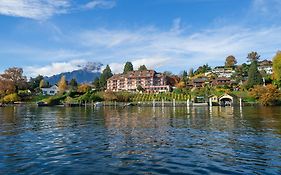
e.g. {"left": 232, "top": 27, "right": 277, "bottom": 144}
{"left": 41, "top": 85, "right": 59, "bottom": 96}
{"left": 212, "top": 66, "right": 235, "bottom": 78}
{"left": 258, "top": 60, "right": 273, "bottom": 75}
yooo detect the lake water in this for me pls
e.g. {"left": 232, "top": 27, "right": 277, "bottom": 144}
{"left": 0, "top": 105, "right": 281, "bottom": 174}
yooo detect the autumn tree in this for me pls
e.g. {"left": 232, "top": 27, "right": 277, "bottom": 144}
{"left": 39, "top": 79, "right": 49, "bottom": 88}
{"left": 225, "top": 55, "right": 237, "bottom": 67}
{"left": 272, "top": 51, "right": 281, "bottom": 87}
{"left": 0, "top": 67, "right": 27, "bottom": 92}
{"left": 0, "top": 79, "right": 15, "bottom": 97}
{"left": 247, "top": 51, "right": 260, "bottom": 63}
{"left": 249, "top": 84, "right": 281, "bottom": 106}
{"left": 123, "top": 62, "right": 134, "bottom": 74}
{"left": 138, "top": 65, "right": 148, "bottom": 71}
{"left": 77, "top": 84, "right": 91, "bottom": 93}
{"left": 58, "top": 75, "right": 67, "bottom": 93}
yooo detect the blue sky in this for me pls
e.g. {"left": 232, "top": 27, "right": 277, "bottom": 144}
{"left": 0, "top": 0, "right": 281, "bottom": 77}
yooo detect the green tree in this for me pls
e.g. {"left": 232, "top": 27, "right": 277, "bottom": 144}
{"left": 272, "top": 51, "right": 281, "bottom": 87}
{"left": 69, "top": 78, "right": 78, "bottom": 90}
{"left": 246, "top": 61, "right": 262, "bottom": 89}
{"left": 93, "top": 77, "right": 101, "bottom": 90}
{"left": 123, "top": 62, "right": 134, "bottom": 74}
{"left": 181, "top": 70, "right": 188, "bottom": 84}
{"left": 29, "top": 75, "right": 44, "bottom": 91}
{"left": 247, "top": 51, "right": 260, "bottom": 63}
{"left": 194, "top": 64, "right": 211, "bottom": 75}
{"left": 99, "top": 65, "right": 113, "bottom": 89}
{"left": 58, "top": 75, "right": 67, "bottom": 93}
{"left": 138, "top": 65, "right": 147, "bottom": 71}
{"left": 232, "top": 63, "right": 250, "bottom": 84}
{"left": 225, "top": 55, "right": 237, "bottom": 67}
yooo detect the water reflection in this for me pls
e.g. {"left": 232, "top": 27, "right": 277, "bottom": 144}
{"left": 0, "top": 106, "right": 281, "bottom": 174}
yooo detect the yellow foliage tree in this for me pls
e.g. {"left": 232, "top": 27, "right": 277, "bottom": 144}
{"left": 58, "top": 76, "right": 67, "bottom": 93}
{"left": 272, "top": 51, "right": 281, "bottom": 85}
{"left": 77, "top": 84, "right": 91, "bottom": 93}
{"left": 176, "top": 81, "right": 186, "bottom": 89}
{"left": 249, "top": 84, "right": 281, "bottom": 106}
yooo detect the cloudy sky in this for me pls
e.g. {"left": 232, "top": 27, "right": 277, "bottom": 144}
{"left": 0, "top": 0, "right": 281, "bottom": 77}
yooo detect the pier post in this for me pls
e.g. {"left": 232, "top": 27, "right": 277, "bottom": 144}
{"left": 239, "top": 98, "right": 242, "bottom": 107}
{"left": 173, "top": 99, "right": 176, "bottom": 107}
{"left": 153, "top": 99, "right": 155, "bottom": 108}
{"left": 162, "top": 99, "right": 164, "bottom": 108}
{"left": 209, "top": 98, "right": 212, "bottom": 107}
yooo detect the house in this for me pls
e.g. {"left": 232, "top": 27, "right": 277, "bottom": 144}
{"left": 41, "top": 85, "right": 59, "bottom": 96}
{"left": 212, "top": 66, "right": 235, "bottom": 78}
{"left": 258, "top": 60, "right": 273, "bottom": 75}
{"left": 212, "top": 77, "right": 232, "bottom": 86}
{"left": 192, "top": 77, "right": 209, "bottom": 88}
{"left": 106, "top": 70, "right": 171, "bottom": 93}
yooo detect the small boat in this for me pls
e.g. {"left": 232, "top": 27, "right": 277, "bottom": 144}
{"left": 37, "top": 101, "right": 49, "bottom": 107}
{"left": 94, "top": 102, "right": 103, "bottom": 107}
{"left": 123, "top": 103, "right": 135, "bottom": 107}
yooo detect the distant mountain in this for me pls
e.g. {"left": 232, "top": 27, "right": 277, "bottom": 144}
{"left": 45, "top": 62, "right": 102, "bottom": 85}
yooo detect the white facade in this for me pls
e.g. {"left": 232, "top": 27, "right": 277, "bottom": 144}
{"left": 212, "top": 67, "right": 235, "bottom": 78}
{"left": 41, "top": 85, "right": 59, "bottom": 96}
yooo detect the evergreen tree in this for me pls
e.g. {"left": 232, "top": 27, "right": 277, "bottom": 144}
{"left": 99, "top": 65, "right": 113, "bottom": 89}
{"left": 93, "top": 77, "right": 101, "bottom": 90}
{"left": 123, "top": 62, "right": 134, "bottom": 74}
{"left": 138, "top": 65, "right": 147, "bottom": 71}
{"left": 182, "top": 70, "right": 188, "bottom": 84}
{"left": 58, "top": 75, "right": 67, "bottom": 93}
{"left": 69, "top": 78, "right": 78, "bottom": 90}
{"left": 246, "top": 61, "right": 262, "bottom": 89}
{"left": 29, "top": 75, "right": 44, "bottom": 91}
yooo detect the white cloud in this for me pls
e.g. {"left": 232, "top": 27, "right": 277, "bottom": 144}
{"left": 251, "top": 0, "right": 281, "bottom": 18}
{"left": 73, "top": 24, "right": 281, "bottom": 72}
{"left": 21, "top": 23, "right": 281, "bottom": 77}
{"left": 25, "top": 59, "right": 88, "bottom": 77}
{"left": 104, "top": 57, "right": 170, "bottom": 74}
{"left": 0, "top": 0, "right": 115, "bottom": 20}
{"left": 84, "top": 0, "right": 115, "bottom": 9}
{"left": 0, "top": 0, "right": 70, "bottom": 20}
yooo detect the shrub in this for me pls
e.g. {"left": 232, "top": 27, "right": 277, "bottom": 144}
{"left": 44, "top": 94, "right": 67, "bottom": 106}
{"left": 90, "top": 94, "right": 103, "bottom": 102}
{"left": 2, "top": 93, "right": 20, "bottom": 103}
